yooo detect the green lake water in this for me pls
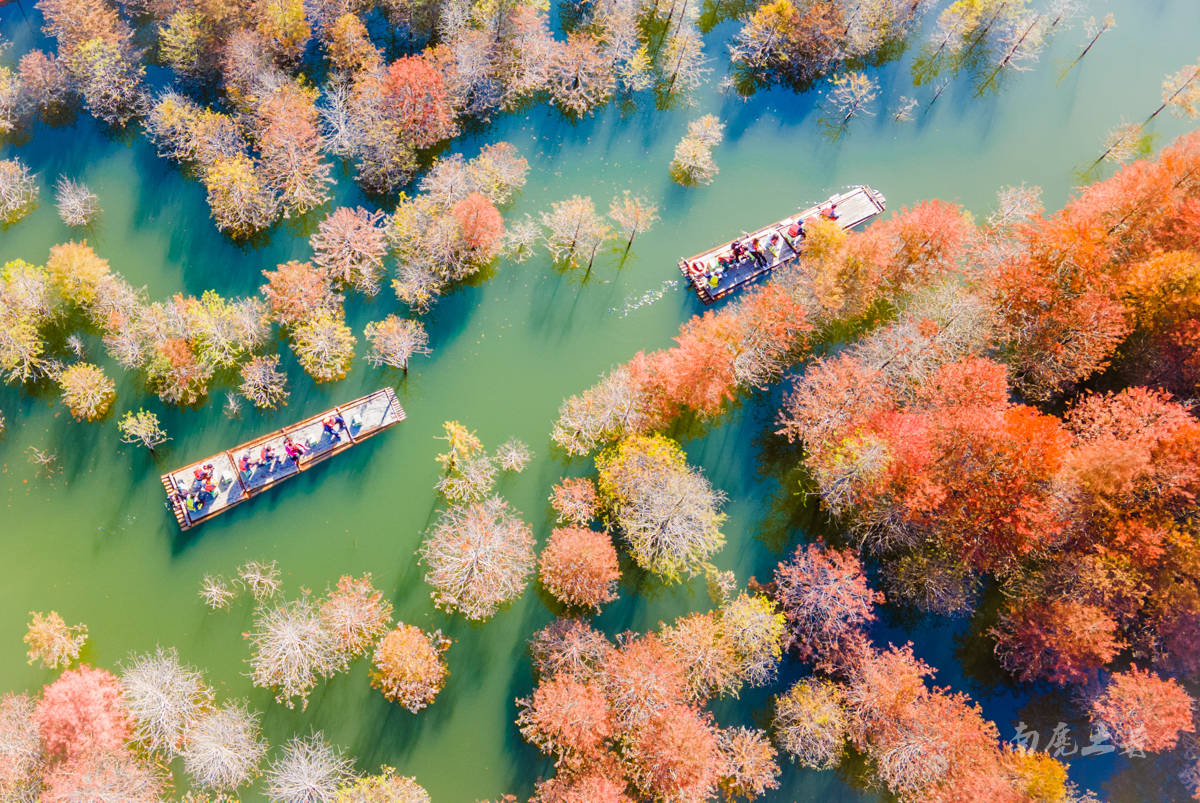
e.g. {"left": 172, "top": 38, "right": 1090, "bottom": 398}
{"left": 2, "top": 1, "right": 1199, "bottom": 799}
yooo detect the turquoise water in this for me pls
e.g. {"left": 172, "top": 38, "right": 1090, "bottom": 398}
{"left": 2, "top": 1, "right": 1199, "bottom": 799}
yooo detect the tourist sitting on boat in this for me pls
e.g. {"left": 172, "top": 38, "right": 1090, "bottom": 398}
{"left": 765, "top": 232, "right": 783, "bottom": 257}
{"left": 237, "top": 453, "right": 254, "bottom": 477}
{"left": 748, "top": 238, "right": 768, "bottom": 268}
{"left": 716, "top": 253, "right": 736, "bottom": 272}
{"left": 184, "top": 493, "right": 200, "bottom": 512}
{"left": 821, "top": 204, "right": 839, "bottom": 220}
{"left": 283, "top": 436, "right": 305, "bottom": 465}
{"left": 730, "top": 240, "right": 747, "bottom": 261}
{"left": 195, "top": 482, "right": 216, "bottom": 505}
{"left": 323, "top": 415, "right": 349, "bottom": 442}
{"left": 787, "top": 218, "right": 806, "bottom": 239}
{"left": 260, "top": 445, "right": 277, "bottom": 465}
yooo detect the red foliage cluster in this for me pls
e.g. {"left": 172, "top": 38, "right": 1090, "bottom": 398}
{"left": 34, "top": 665, "right": 130, "bottom": 762}
{"left": 1088, "top": 668, "right": 1196, "bottom": 754}
{"left": 770, "top": 136, "right": 1200, "bottom": 692}
{"left": 517, "top": 629, "right": 756, "bottom": 800}
{"left": 990, "top": 131, "right": 1200, "bottom": 400}
{"left": 841, "top": 644, "right": 1034, "bottom": 801}
{"left": 380, "top": 55, "right": 458, "bottom": 149}
{"left": 260, "top": 260, "right": 340, "bottom": 327}
{"left": 992, "top": 599, "right": 1124, "bottom": 686}
{"left": 538, "top": 527, "right": 620, "bottom": 611}
{"left": 528, "top": 618, "right": 613, "bottom": 682}
{"left": 787, "top": 357, "right": 1071, "bottom": 604}
{"left": 769, "top": 541, "right": 881, "bottom": 672}
{"left": 453, "top": 192, "right": 505, "bottom": 257}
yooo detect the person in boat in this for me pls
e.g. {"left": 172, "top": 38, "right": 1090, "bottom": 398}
{"left": 730, "top": 240, "right": 747, "bottom": 261}
{"left": 323, "top": 416, "right": 348, "bottom": 442}
{"left": 716, "top": 252, "right": 736, "bottom": 272}
{"left": 195, "top": 481, "right": 216, "bottom": 505}
{"left": 821, "top": 204, "right": 839, "bottom": 221}
{"left": 237, "top": 453, "right": 254, "bottom": 477}
{"left": 283, "top": 436, "right": 305, "bottom": 465}
{"left": 748, "top": 237, "right": 768, "bottom": 268}
{"left": 260, "top": 445, "right": 276, "bottom": 465}
{"left": 184, "top": 493, "right": 200, "bottom": 512}
{"left": 765, "top": 232, "right": 784, "bottom": 259}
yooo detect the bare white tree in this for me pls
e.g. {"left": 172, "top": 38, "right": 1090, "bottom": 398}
{"left": 987, "top": 183, "right": 1043, "bottom": 229}
{"left": 608, "top": 192, "right": 659, "bottom": 254}
{"left": 54, "top": 177, "right": 99, "bottom": 227}
{"left": 181, "top": 701, "right": 268, "bottom": 792}
{"left": 551, "top": 364, "right": 649, "bottom": 455}
{"left": 0, "top": 158, "right": 38, "bottom": 224}
{"left": 265, "top": 732, "right": 356, "bottom": 803}
{"left": 1098, "top": 120, "right": 1145, "bottom": 165}
{"left": 435, "top": 454, "right": 497, "bottom": 504}
{"left": 669, "top": 115, "right": 724, "bottom": 186}
{"left": 317, "top": 82, "right": 359, "bottom": 159}
{"left": 199, "top": 575, "right": 238, "bottom": 610}
{"left": 223, "top": 391, "right": 243, "bottom": 419}
{"left": 0, "top": 692, "right": 43, "bottom": 802}
{"left": 419, "top": 496, "right": 535, "bottom": 621}
{"left": 245, "top": 596, "right": 348, "bottom": 709}
{"left": 239, "top": 355, "right": 290, "bottom": 410}
{"left": 494, "top": 439, "right": 531, "bottom": 472}
{"left": 891, "top": 95, "right": 918, "bottom": 122}
{"left": 825, "top": 71, "right": 878, "bottom": 127}
{"left": 120, "top": 647, "right": 212, "bottom": 754}
{"left": 501, "top": 214, "right": 540, "bottom": 262}
{"left": 541, "top": 195, "right": 612, "bottom": 270}
{"left": 598, "top": 438, "right": 727, "bottom": 582}
{"left": 239, "top": 560, "right": 283, "bottom": 601}
{"left": 363, "top": 315, "right": 430, "bottom": 371}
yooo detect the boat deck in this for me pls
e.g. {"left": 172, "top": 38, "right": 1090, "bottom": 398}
{"left": 161, "top": 387, "right": 405, "bottom": 531}
{"left": 679, "top": 185, "right": 887, "bottom": 303}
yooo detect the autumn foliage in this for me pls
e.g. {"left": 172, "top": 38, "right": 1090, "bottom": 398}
{"left": 1088, "top": 668, "right": 1196, "bottom": 754}
{"left": 34, "top": 665, "right": 130, "bottom": 761}
{"left": 768, "top": 541, "right": 881, "bottom": 672}
{"left": 370, "top": 624, "right": 450, "bottom": 713}
{"left": 538, "top": 527, "right": 620, "bottom": 611}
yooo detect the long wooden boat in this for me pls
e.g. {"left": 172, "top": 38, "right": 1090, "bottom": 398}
{"left": 161, "top": 387, "right": 406, "bottom": 531}
{"left": 678, "top": 185, "right": 887, "bottom": 303}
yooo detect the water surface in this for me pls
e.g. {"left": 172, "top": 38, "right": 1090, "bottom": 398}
{"left": 2, "top": 2, "right": 1199, "bottom": 799}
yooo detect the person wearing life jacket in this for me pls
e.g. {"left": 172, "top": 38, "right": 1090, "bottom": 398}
{"left": 283, "top": 436, "right": 305, "bottom": 465}
{"left": 748, "top": 237, "right": 768, "bottom": 268}
{"left": 238, "top": 453, "right": 253, "bottom": 477}
{"left": 821, "top": 203, "right": 839, "bottom": 220}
